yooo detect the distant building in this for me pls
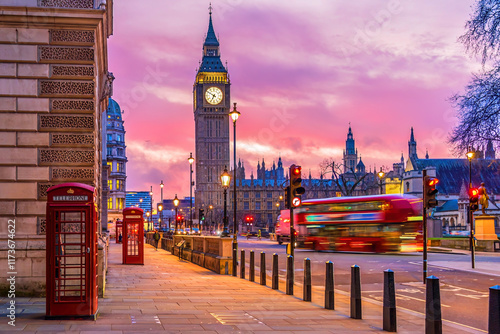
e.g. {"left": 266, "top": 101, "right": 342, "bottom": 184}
{"left": 106, "top": 98, "right": 127, "bottom": 222}
{"left": 126, "top": 191, "right": 152, "bottom": 216}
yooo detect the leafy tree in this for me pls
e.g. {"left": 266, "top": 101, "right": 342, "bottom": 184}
{"left": 450, "top": 0, "right": 500, "bottom": 152}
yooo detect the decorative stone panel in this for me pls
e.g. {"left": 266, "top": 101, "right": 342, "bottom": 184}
{"left": 38, "top": 217, "right": 46, "bottom": 235}
{"left": 51, "top": 134, "right": 93, "bottom": 146}
{"left": 40, "top": 80, "right": 94, "bottom": 96}
{"left": 39, "top": 46, "right": 94, "bottom": 62}
{"left": 52, "top": 65, "right": 94, "bottom": 78}
{"left": 50, "top": 30, "right": 94, "bottom": 44}
{"left": 40, "top": 115, "right": 93, "bottom": 130}
{"left": 37, "top": 183, "right": 54, "bottom": 199}
{"left": 52, "top": 168, "right": 94, "bottom": 180}
{"left": 39, "top": 0, "right": 93, "bottom": 9}
{"left": 51, "top": 99, "right": 94, "bottom": 112}
{"left": 39, "top": 149, "right": 94, "bottom": 164}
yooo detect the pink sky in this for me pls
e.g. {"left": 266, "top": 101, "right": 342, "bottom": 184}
{"left": 108, "top": 1, "right": 479, "bottom": 200}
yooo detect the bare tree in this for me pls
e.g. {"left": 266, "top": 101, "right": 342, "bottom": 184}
{"left": 450, "top": 0, "right": 500, "bottom": 152}
{"left": 319, "top": 158, "right": 369, "bottom": 196}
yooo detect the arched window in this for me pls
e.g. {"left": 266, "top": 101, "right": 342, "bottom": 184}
{"left": 450, "top": 217, "right": 455, "bottom": 226}
{"left": 405, "top": 182, "right": 410, "bottom": 192}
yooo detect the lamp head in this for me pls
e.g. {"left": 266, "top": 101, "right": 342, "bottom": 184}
{"left": 188, "top": 152, "right": 194, "bottom": 165}
{"left": 466, "top": 150, "right": 475, "bottom": 161}
{"left": 377, "top": 168, "right": 385, "bottom": 179}
{"left": 173, "top": 194, "right": 179, "bottom": 207}
{"left": 229, "top": 102, "right": 240, "bottom": 123}
{"left": 221, "top": 166, "right": 231, "bottom": 188}
{"left": 160, "top": 180, "right": 164, "bottom": 188}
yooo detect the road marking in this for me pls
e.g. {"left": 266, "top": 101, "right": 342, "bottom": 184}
{"left": 396, "top": 294, "right": 451, "bottom": 307}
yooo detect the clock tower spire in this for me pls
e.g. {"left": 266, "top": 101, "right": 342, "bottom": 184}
{"left": 194, "top": 6, "right": 231, "bottom": 214}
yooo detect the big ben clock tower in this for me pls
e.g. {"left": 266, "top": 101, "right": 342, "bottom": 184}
{"left": 194, "top": 7, "right": 230, "bottom": 214}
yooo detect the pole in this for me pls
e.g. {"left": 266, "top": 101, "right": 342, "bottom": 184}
{"left": 232, "top": 117, "right": 238, "bottom": 264}
{"left": 223, "top": 188, "right": 228, "bottom": 235}
{"left": 150, "top": 186, "right": 153, "bottom": 231}
{"left": 423, "top": 169, "right": 428, "bottom": 284}
{"left": 469, "top": 158, "right": 475, "bottom": 269}
{"left": 160, "top": 181, "right": 163, "bottom": 231}
{"left": 289, "top": 207, "right": 295, "bottom": 258}
{"left": 190, "top": 161, "right": 193, "bottom": 230}
{"left": 175, "top": 207, "right": 178, "bottom": 234}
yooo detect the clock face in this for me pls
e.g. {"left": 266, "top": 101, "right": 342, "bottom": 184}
{"left": 205, "top": 87, "right": 223, "bottom": 105}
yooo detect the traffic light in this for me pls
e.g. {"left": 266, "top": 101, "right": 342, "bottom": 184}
{"left": 290, "top": 164, "right": 305, "bottom": 207}
{"left": 284, "top": 186, "right": 290, "bottom": 209}
{"left": 423, "top": 176, "right": 439, "bottom": 209}
{"left": 199, "top": 209, "right": 205, "bottom": 221}
{"left": 245, "top": 215, "right": 254, "bottom": 225}
{"left": 469, "top": 188, "right": 479, "bottom": 212}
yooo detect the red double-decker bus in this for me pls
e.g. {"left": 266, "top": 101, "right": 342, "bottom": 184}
{"left": 296, "top": 194, "right": 423, "bottom": 253}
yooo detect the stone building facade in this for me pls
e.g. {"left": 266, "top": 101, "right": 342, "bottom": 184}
{"left": 0, "top": 0, "right": 113, "bottom": 294}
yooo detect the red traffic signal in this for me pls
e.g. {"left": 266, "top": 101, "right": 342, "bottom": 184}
{"left": 176, "top": 215, "right": 182, "bottom": 221}
{"left": 290, "top": 164, "right": 305, "bottom": 207}
{"left": 423, "top": 176, "right": 439, "bottom": 209}
{"left": 469, "top": 188, "right": 479, "bottom": 212}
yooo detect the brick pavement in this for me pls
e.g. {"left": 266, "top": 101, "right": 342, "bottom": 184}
{"left": 0, "top": 242, "right": 485, "bottom": 333}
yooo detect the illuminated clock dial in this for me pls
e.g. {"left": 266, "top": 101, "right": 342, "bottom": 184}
{"left": 205, "top": 87, "right": 223, "bottom": 105}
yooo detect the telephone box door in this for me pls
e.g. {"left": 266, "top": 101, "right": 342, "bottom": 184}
{"left": 116, "top": 221, "right": 123, "bottom": 244}
{"left": 45, "top": 183, "right": 98, "bottom": 319}
{"left": 122, "top": 208, "right": 144, "bottom": 265}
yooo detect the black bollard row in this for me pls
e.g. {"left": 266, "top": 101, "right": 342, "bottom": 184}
{"left": 383, "top": 269, "right": 397, "bottom": 332}
{"left": 232, "top": 248, "right": 237, "bottom": 277}
{"left": 489, "top": 285, "right": 500, "bottom": 334}
{"left": 325, "top": 261, "right": 334, "bottom": 309}
{"left": 249, "top": 250, "right": 255, "bottom": 282}
{"left": 425, "top": 275, "right": 442, "bottom": 334}
{"left": 272, "top": 253, "right": 279, "bottom": 290}
{"left": 350, "top": 264, "right": 362, "bottom": 319}
{"left": 260, "top": 252, "right": 266, "bottom": 286}
{"left": 240, "top": 250, "right": 245, "bottom": 279}
{"left": 286, "top": 255, "right": 294, "bottom": 295}
{"left": 303, "top": 258, "right": 311, "bottom": 302}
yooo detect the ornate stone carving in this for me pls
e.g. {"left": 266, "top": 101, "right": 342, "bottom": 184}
{"left": 51, "top": 99, "right": 94, "bottom": 112}
{"left": 52, "top": 168, "right": 94, "bottom": 180}
{"left": 38, "top": 183, "right": 54, "bottom": 199}
{"left": 40, "top": 149, "right": 94, "bottom": 164}
{"left": 40, "top": 80, "right": 94, "bottom": 96}
{"left": 50, "top": 30, "right": 94, "bottom": 44}
{"left": 39, "top": 0, "right": 93, "bottom": 9}
{"left": 40, "top": 115, "right": 94, "bottom": 129}
{"left": 38, "top": 217, "right": 46, "bottom": 235}
{"left": 52, "top": 134, "right": 94, "bottom": 146}
{"left": 52, "top": 65, "right": 94, "bottom": 77}
{"left": 101, "top": 72, "right": 115, "bottom": 101}
{"left": 39, "top": 46, "right": 94, "bottom": 62}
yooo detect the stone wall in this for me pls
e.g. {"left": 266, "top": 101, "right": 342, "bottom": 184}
{"left": 0, "top": 3, "right": 113, "bottom": 295}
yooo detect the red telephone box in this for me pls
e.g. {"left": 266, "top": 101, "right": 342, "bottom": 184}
{"left": 45, "top": 183, "right": 98, "bottom": 319}
{"left": 116, "top": 220, "right": 123, "bottom": 244}
{"left": 122, "top": 207, "right": 144, "bottom": 265}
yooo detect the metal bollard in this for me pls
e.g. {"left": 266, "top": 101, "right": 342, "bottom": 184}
{"left": 383, "top": 269, "right": 397, "bottom": 332}
{"left": 489, "top": 285, "right": 500, "bottom": 334}
{"left": 350, "top": 264, "right": 362, "bottom": 319}
{"left": 260, "top": 252, "right": 266, "bottom": 286}
{"left": 232, "top": 248, "right": 237, "bottom": 277}
{"left": 303, "top": 258, "right": 312, "bottom": 302}
{"left": 325, "top": 261, "right": 334, "bottom": 309}
{"left": 286, "top": 255, "right": 294, "bottom": 295}
{"left": 249, "top": 251, "right": 255, "bottom": 282}
{"left": 425, "top": 275, "right": 442, "bottom": 334}
{"left": 240, "top": 250, "right": 245, "bottom": 279}
{"left": 272, "top": 253, "right": 279, "bottom": 290}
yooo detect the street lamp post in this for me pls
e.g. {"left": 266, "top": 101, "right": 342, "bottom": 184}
{"left": 220, "top": 166, "right": 231, "bottom": 237}
{"left": 146, "top": 211, "right": 150, "bottom": 231}
{"left": 173, "top": 194, "right": 179, "bottom": 234}
{"left": 160, "top": 180, "right": 164, "bottom": 231}
{"left": 377, "top": 168, "right": 385, "bottom": 194}
{"left": 158, "top": 204, "right": 163, "bottom": 231}
{"left": 149, "top": 186, "right": 153, "bottom": 231}
{"left": 229, "top": 103, "right": 240, "bottom": 272}
{"left": 466, "top": 149, "right": 475, "bottom": 268}
{"left": 209, "top": 204, "right": 213, "bottom": 233}
{"left": 188, "top": 153, "right": 194, "bottom": 231}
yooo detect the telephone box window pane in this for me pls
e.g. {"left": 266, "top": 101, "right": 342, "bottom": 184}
{"left": 127, "top": 223, "right": 139, "bottom": 256}
{"left": 54, "top": 209, "right": 86, "bottom": 302}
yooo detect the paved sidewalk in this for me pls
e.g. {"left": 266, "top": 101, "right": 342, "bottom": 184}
{"left": 0, "top": 242, "right": 485, "bottom": 333}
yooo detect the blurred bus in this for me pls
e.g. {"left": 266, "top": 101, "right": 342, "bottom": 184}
{"left": 296, "top": 194, "right": 423, "bottom": 253}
